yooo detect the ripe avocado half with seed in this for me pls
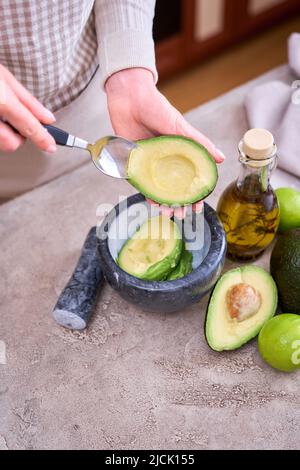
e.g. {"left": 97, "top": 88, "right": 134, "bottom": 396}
{"left": 117, "top": 215, "right": 183, "bottom": 281}
{"left": 127, "top": 136, "right": 218, "bottom": 205}
{"left": 205, "top": 265, "right": 278, "bottom": 351}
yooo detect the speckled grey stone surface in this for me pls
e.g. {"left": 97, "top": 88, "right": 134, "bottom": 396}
{"left": 0, "top": 66, "right": 300, "bottom": 450}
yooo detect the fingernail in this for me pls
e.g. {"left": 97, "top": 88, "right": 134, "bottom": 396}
{"left": 217, "top": 148, "right": 226, "bottom": 161}
{"left": 174, "top": 207, "right": 187, "bottom": 220}
{"left": 193, "top": 202, "right": 204, "bottom": 213}
{"left": 146, "top": 198, "right": 159, "bottom": 207}
{"left": 45, "top": 144, "right": 57, "bottom": 154}
{"left": 45, "top": 109, "right": 56, "bottom": 122}
{"left": 160, "top": 205, "right": 174, "bottom": 217}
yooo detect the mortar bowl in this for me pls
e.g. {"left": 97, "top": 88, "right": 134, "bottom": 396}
{"left": 97, "top": 193, "right": 226, "bottom": 313}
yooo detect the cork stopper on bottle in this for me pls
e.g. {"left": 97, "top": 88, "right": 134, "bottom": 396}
{"left": 242, "top": 128, "right": 275, "bottom": 160}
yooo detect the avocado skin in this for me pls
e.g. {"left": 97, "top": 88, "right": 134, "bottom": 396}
{"left": 167, "top": 249, "right": 193, "bottom": 281}
{"left": 270, "top": 229, "right": 300, "bottom": 314}
{"left": 204, "top": 288, "right": 216, "bottom": 347}
{"left": 140, "top": 238, "right": 183, "bottom": 281}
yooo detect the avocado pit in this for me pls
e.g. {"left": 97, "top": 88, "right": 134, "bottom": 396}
{"left": 226, "top": 282, "right": 262, "bottom": 322}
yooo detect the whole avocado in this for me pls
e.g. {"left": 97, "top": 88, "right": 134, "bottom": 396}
{"left": 270, "top": 229, "right": 300, "bottom": 314}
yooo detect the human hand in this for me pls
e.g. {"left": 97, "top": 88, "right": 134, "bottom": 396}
{"left": 0, "top": 64, "right": 57, "bottom": 153}
{"left": 105, "top": 68, "right": 225, "bottom": 219}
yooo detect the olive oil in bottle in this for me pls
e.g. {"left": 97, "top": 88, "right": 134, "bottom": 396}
{"left": 217, "top": 129, "right": 279, "bottom": 261}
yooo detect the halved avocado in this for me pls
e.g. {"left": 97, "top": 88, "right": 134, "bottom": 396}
{"left": 205, "top": 265, "right": 278, "bottom": 351}
{"left": 127, "top": 136, "right": 218, "bottom": 205}
{"left": 167, "top": 248, "right": 193, "bottom": 281}
{"left": 117, "top": 215, "right": 183, "bottom": 281}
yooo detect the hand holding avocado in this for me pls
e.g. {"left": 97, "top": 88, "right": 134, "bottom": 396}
{"left": 128, "top": 136, "right": 218, "bottom": 207}
{"left": 106, "top": 68, "right": 225, "bottom": 219}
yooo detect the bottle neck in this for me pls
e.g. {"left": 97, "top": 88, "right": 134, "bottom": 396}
{"left": 236, "top": 148, "right": 277, "bottom": 195}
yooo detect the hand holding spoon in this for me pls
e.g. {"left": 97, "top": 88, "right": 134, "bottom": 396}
{"left": 4, "top": 122, "right": 136, "bottom": 179}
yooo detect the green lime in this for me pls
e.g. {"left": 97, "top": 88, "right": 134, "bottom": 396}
{"left": 276, "top": 188, "right": 300, "bottom": 233}
{"left": 258, "top": 314, "right": 300, "bottom": 372}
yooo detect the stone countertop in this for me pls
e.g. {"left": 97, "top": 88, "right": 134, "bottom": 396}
{"left": 0, "top": 65, "right": 300, "bottom": 450}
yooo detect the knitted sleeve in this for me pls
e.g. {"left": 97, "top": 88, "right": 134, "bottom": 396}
{"left": 94, "top": 0, "right": 158, "bottom": 88}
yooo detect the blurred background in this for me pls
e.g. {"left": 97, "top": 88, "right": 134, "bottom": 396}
{"left": 154, "top": 0, "right": 300, "bottom": 112}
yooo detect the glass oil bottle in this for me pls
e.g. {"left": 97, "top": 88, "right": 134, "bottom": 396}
{"left": 217, "top": 128, "right": 280, "bottom": 261}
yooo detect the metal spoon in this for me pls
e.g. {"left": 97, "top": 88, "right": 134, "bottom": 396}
{"left": 6, "top": 122, "right": 137, "bottom": 179}
{"left": 45, "top": 125, "right": 137, "bottom": 179}
{"left": 44, "top": 125, "right": 137, "bottom": 179}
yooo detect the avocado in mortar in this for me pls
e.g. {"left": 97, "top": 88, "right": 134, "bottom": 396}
{"left": 117, "top": 215, "right": 183, "bottom": 281}
{"left": 167, "top": 248, "right": 193, "bottom": 281}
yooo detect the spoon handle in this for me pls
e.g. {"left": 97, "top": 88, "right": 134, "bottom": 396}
{"left": 4, "top": 121, "right": 89, "bottom": 150}
{"left": 44, "top": 124, "right": 71, "bottom": 145}
{"left": 44, "top": 124, "right": 89, "bottom": 149}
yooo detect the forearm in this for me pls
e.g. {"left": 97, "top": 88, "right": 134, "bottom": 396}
{"left": 94, "top": 0, "right": 157, "bottom": 88}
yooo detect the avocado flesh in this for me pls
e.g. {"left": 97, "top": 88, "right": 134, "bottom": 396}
{"left": 167, "top": 249, "right": 193, "bottom": 281}
{"left": 117, "top": 215, "right": 183, "bottom": 281}
{"left": 270, "top": 228, "right": 300, "bottom": 313}
{"left": 205, "top": 266, "right": 278, "bottom": 351}
{"left": 127, "top": 136, "right": 218, "bottom": 205}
